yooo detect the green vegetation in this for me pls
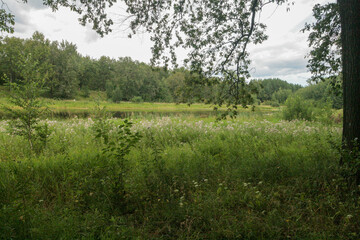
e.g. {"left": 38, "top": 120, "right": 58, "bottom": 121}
{"left": 2, "top": 52, "right": 52, "bottom": 153}
{"left": 0, "top": 95, "right": 282, "bottom": 119}
{"left": 296, "top": 79, "right": 343, "bottom": 109}
{"left": 0, "top": 34, "right": 219, "bottom": 104}
{"left": 2, "top": 1, "right": 359, "bottom": 238}
{"left": 0, "top": 80, "right": 351, "bottom": 238}
{"left": 251, "top": 78, "right": 302, "bottom": 103}
{"left": 1, "top": 116, "right": 359, "bottom": 239}
{"left": 0, "top": 81, "right": 353, "bottom": 239}
{"left": 0, "top": 33, "right": 342, "bottom": 116}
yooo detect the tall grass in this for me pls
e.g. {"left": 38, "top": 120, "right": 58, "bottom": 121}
{"left": 0, "top": 117, "right": 358, "bottom": 239}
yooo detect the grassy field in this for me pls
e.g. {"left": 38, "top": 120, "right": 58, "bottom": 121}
{"left": 0, "top": 94, "right": 281, "bottom": 119}
{"left": 0, "top": 108, "right": 359, "bottom": 239}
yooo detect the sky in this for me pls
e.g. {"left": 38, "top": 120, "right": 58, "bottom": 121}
{"left": 2, "top": 0, "right": 333, "bottom": 86}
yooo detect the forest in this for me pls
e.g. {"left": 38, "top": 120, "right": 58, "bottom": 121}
{"left": 0, "top": 32, "right": 297, "bottom": 103}
{"left": 1, "top": 32, "right": 342, "bottom": 108}
{"left": 0, "top": 0, "right": 359, "bottom": 239}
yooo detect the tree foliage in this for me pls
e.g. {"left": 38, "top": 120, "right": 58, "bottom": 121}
{"left": 0, "top": 33, "right": 80, "bottom": 99}
{"left": 123, "top": 0, "right": 289, "bottom": 106}
{"left": 1, "top": 0, "right": 294, "bottom": 108}
{"left": 2, "top": 53, "right": 50, "bottom": 152}
{"left": 251, "top": 78, "right": 301, "bottom": 102}
{"left": 0, "top": 1, "right": 14, "bottom": 33}
{"left": 0, "top": 0, "right": 116, "bottom": 36}
{"left": 1, "top": 32, "right": 303, "bottom": 105}
{"left": 302, "top": 3, "right": 341, "bottom": 84}
{"left": 296, "top": 79, "right": 342, "bottom": 109}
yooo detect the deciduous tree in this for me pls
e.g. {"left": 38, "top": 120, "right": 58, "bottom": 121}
{"left": 304, "top": 1, "right": 360, "bottom": 172}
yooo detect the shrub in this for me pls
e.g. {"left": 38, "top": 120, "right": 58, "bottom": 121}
{"left": 283, "top": 95, "right": 314, "bottom": 121}
{"left": 330, "top": 110, "right": 343, "bottom": 124}
{"left": 312, "top": 100, "right": 334, "bottom": 124}
{"left": 131, "top": 96, "right": 143, "bottom": 103}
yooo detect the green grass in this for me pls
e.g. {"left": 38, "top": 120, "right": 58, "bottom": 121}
{"left": 0, "top": 115, "right": 358, "bottom": 239}
{"left": 46, "top": 99, "right": 279, "bottom": 113}
{"left": 0, "top": 94, "right": 281, "bottom": 120}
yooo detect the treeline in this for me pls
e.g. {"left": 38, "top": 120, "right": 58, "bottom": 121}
{"left": 0, "top": 32, "right": 217, "bottom": 103}
{"left": 295, "top": 79, "right": 342, "bottom": 109}
{"left": 0, "top": 32, "right": 342, "bottom": 108}
{"left": 250, "top": 78, "right": 302, "bottom": 105}
{"left": 250, "top": 78, "right": 342, "bottom": 109}
{"left": 1, "top": 32, "right": 80, "bottom": 99}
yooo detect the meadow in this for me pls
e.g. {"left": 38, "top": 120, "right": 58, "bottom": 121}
{"left": 0, "top": 103, "right": 359, "bottom": 239}
{"left": 0, "top": 94, "right": 279, "bottom": 119}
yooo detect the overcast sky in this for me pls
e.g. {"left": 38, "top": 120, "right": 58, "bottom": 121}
{"left": 2, "top": 0, "right": 333, "bottom": 86}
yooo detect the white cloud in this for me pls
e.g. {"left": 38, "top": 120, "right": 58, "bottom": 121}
{"left": 250, "top": 39, "right": 309, "bottom": 76}
{"left": 84, "top": 27, "right": 100, "bottom": 43}
{"left": 246, "top": 0, "right": 333, "bottom": 84}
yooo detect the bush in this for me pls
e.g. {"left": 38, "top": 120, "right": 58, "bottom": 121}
{"left": 312, "top": 101, "right": 334, "bottom": 124}
{"left": 283, "top": 96, "right": 314, "bottom": 121}
{"left": 131, "top": 96, "right": 143, "bottom": 103}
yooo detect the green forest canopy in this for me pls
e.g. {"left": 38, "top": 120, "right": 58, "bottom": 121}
{"left": 1, "top": 32, "right": 318, "bottom": 106}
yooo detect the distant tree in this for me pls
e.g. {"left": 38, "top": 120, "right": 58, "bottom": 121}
{"left": 111, "top": 85, "right": 123, "bottom": 103}
{"left": 24, "top": 32, "right": 55, "bottom": 88}
{"left": 182, "top": 70, "right": 212, "bottom": 104}
{"left": 164, "top": 69, "right": 216, "bottom": 104}
{"left": 77, "top": 56, "right": 99, "bottom": 91}
{"left": 106, "top": 57, "right": 170, "bottom": 102}
{"left": 0, "top": 33, "right": 55, "bottom": 91}
{"left": 251, "top": 78, "right": 302, "bottom": 102}
{"left": 110, "top": 57, "right": 142, "bottom": 101}
{"left": 272, "top": 88, "right": 292, "bottom": 104}
{"left": 96, "top": 56, "right": 114, "bottom": 91}
{"left": 296, "top": 79, "right": 342, "bottom": 109}
{"left": 1, "top": 32, "right": 83, "bottom": 99}
{"left": 164, "top": 71, "right": 186, "bottom": 103}
{"left": 137, "top": 63, "right": 159, "bottom": 102}
{"left": 48, "top": 40, "right": 79, "bottom": 98}
{"left": 0, "top": 36, "right": 24, "bottom": 85}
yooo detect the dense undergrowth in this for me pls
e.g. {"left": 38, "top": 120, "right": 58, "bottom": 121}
{"left": 0, "top": 117, "right": 359, "bottom": 239}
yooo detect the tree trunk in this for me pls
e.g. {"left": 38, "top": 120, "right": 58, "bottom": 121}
{"left": 338, "top": 0, "right": 360, "bottom": 182}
